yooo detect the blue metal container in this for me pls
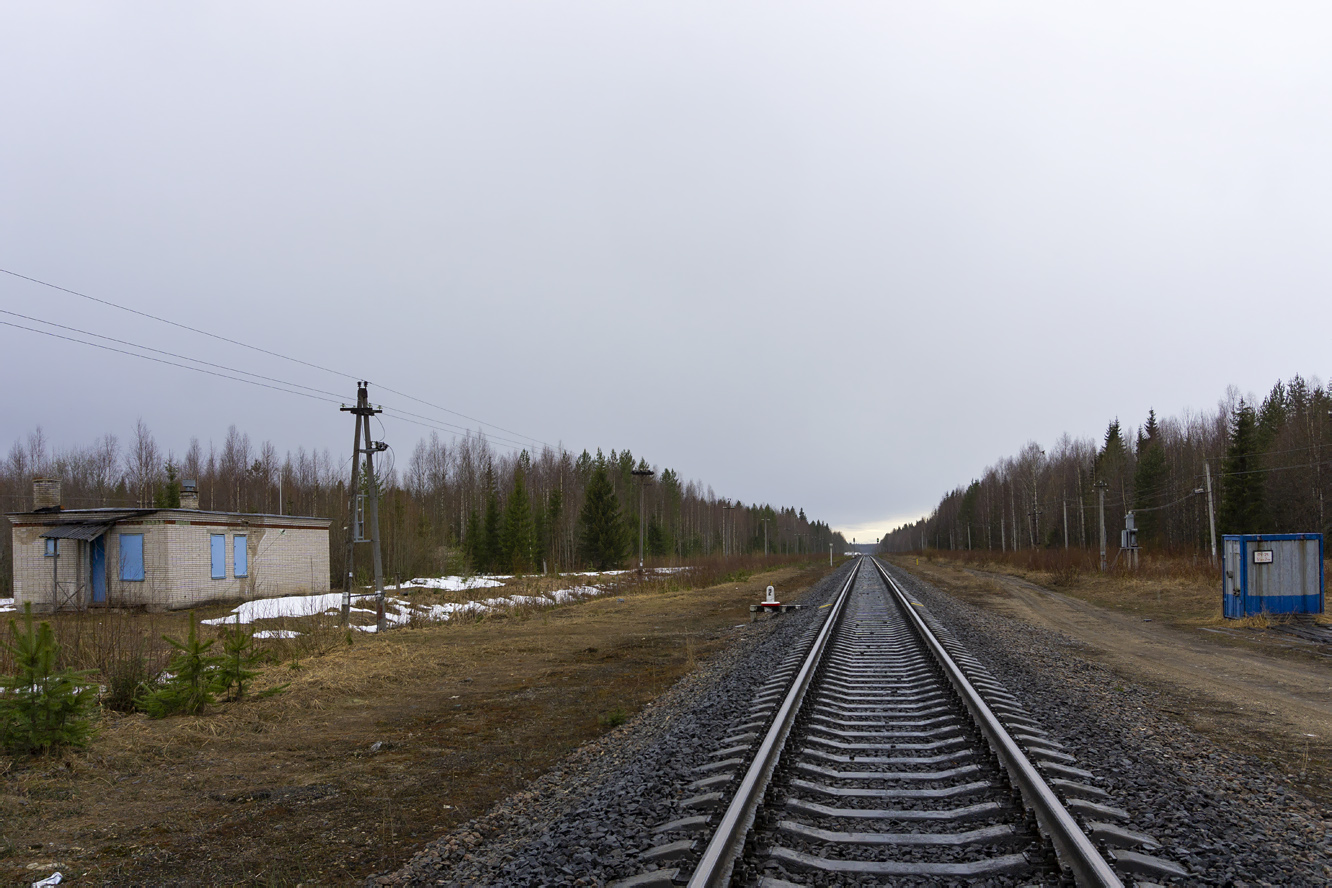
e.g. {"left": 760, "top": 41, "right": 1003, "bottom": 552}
{"left": 1222, "top": 533, "right": 1324, "bottom": 618}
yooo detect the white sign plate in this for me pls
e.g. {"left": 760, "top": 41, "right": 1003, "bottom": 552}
{"left": 1253, "top": 550, "right": 1273, "bottom": 564}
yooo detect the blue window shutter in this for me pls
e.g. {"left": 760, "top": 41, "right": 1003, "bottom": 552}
{"left": 211, "top": 534, "right": 226, "bottom": 579}
{"left": 234, "top": 535, "right": 248, "bottom": 578}
{"left": 119, "top": 534, "right": 145, "bottom": 581}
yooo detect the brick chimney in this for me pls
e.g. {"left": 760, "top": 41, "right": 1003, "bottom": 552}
{"left": 180, "top": 479, "right": 200, "bottom": 510}
{"left": 32, "top": 478, "right": 61, "bottom": 511}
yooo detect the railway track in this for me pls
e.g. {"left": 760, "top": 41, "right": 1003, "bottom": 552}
{"left": 621, "top": 556, "right": 1183, "bottom": 886}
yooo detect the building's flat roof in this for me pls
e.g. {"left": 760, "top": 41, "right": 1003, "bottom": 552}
{"left": 7, "top": 507, "right": 330, "bottom": 525}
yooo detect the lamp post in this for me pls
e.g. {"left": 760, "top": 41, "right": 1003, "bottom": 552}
{"left": 720, "top": 501, "right": 733, "bottom": 557}
{"left": 1030, "top": 449, "right": 1045, "bottom": 548}
{"left": 632, "top": 468, "right": 655, "bottom": 571}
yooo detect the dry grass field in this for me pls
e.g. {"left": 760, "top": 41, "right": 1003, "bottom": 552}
{"left": 898, "top": 547, "right": 1330, "bottom": 631}
{"left": 0, "top": 559, "right": 838, "bottom": 886}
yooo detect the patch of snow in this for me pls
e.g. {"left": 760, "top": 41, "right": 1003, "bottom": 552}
{"left": 200, "top": 591, "right": 378, "bottom": 625}
{"left": 0, "top": 597, "right": 15, "bottom": 613}
{"left": 385, "top": 575, "right": 507, "bottom": 592}
{"left": 420, "top": 600, "right": 491, "bottom": 620}
{"left": 505, "top": 595, "right": 550, "bottom": 607}
{"left": 192, "top": 572, "right": 629, "bottom": 635}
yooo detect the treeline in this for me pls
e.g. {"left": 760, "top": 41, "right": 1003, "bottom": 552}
{"left": 880, "top": 375, "right": 1332, "bottom": 556}
{"left": 0, "top": 422, "right": 845, "bottom": 594}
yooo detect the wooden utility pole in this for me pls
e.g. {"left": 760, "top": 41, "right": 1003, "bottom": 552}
{"left": 1204, "top": 459, "right": 1218, "bottom": 566}
{"left": 761, "top": 517, "right": 770, "bottom": 556}
{"left": 340, "top": 383, "right": 387, "bottom": 631}
{"left": 1063, "top": 498, "right": 1069, "bottom": 549}
{"left": 340, "top": 386, "right": 365, "bottom": 626}
{"left": 1096, "top": 480, "right": 1109, "bottom": 572}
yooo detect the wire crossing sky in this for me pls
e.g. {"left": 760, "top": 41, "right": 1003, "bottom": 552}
{"left": 3, "top": 3, "right": 1332, "bottom": 541}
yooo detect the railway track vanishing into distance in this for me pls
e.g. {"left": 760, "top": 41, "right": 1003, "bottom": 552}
{"left": 620, "top": 556, "right": 1185, "bottom": 887}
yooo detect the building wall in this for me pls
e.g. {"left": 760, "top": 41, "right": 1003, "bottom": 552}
{"left": 10, "top": 526, "right": 73, "bottom": 612}
{"left": 10, "top": 511, "right": 331, "bottom": 612}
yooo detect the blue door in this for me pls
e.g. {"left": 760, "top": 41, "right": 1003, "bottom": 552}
{"left": 90, "top": 536, "right": 107, "bottom": 603}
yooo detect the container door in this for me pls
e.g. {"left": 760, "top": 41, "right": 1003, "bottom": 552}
{"left": 90, "top": 537, "right": 107, "bottom": 604}
{"left": 1223, "top": 538, "right": 1243, "bottom": 618}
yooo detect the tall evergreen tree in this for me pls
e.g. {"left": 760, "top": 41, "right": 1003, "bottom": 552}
{"left": 1257, "top": 380, "right": 1288, "bottom": 450}
{"left": 578, "top": 463, "right": 627, "bottom": 570}
{"left": 1220, "top": 401, "right": 1265, "bottom": 533}
{"left": 502, "top": 467, "right": 536, "bottom": 574}
{"left": 646, "top": 515, "right": 669, "bottom": 557}
{"left": 1133, "top": 410, "right": 1169, "bottom": 546}
{"left": 481, "top": 468, "right": 503, "bottom": 573}
{"left": 463, "top": 509, "right": 482, "bottom": 572}
{"left": 534, "top": 487, "right": 563, "bottom": 572}
{"left": 1099, "top": 419, "right": 1125, "bottom": 463}
{"left": 154, "top": 460, "right": 182, "bottom": 509}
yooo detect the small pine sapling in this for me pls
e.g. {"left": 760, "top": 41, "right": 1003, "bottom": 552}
{"left": 136, "top": 614, "right": 219, "bottom": 718}
{"left": 0, "top": 603, "right": 99, "bottom": 755}
{"left": 212, "top": 622, "right": 286, "bottom": 701}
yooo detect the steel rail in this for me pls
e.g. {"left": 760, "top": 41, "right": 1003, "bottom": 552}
{"left": 869, "top": 557, "right": 1123, "bottom": 888}
{"left": 686, "top": 557, "right": 862, "bottom": 888}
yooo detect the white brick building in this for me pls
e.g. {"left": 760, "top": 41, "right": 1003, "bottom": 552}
{"left": 8, "top": 481, "right": 331, "bottom": 612}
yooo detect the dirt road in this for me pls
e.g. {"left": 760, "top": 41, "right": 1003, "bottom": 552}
{"left": 896, "top": 560, "right": 1332, "bottom": 803}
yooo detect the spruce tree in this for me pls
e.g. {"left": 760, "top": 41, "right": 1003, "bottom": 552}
{"left": 1133, "top": 410, "right": 1169, "bottom": 546}
{"left": 578, "top": 463, "right": 627, "bottom": 570}
{"left": 533, "top": 501, "right": 549, "bottom": 572}
{"left": 1257, "top": 380, "right": 1288, "bottom": 450}
{"left": 463, "top": 510, "right": 482, "bottom": 572}
{"left": 0, "top": 604, "right": 98, "bottom": 754}
{"left": 212, "top": 623, "right": 264, "bottom": 702}
{"left": 481, "top": 469, "right": 503, "bottom": 573}
{"left": 502, "top": 467, "right": 537, "bottom": 574}
{"left": 544, "top": 488, "right": 563, "bottom": 571}
{"left": 1220, "top": 401, "right": 1265, "bottom": 534}
{"left": 646, "top": 516, "right": 669, "bottom": 557}
{"left": 154, "top": 461, "right": 182, "bottom": 509}
{"left": 137, "top": 616, "right": 219, "bottom": 718}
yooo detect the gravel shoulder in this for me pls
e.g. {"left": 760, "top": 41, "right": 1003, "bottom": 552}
{"left": 894, "top": 557, "right": 1332, "bottom": 804}
{"left": 887, "top": 558, "right": 1332, "bottom": 885}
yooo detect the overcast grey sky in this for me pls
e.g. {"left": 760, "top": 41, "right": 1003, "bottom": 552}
{"left": 3, "top": 3, "right": 1332, "bottom": 541}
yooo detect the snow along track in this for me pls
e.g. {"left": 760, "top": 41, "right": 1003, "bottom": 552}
{"left": 627, "top": 556, "right": 1146, "bottom": 886}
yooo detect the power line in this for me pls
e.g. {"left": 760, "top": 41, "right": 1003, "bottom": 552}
{"left": 372, "top": 382, "right": 550, "bottom": 451}
{"left": 0, "top": 308, "right": 542, "bottom": 453}
{"left": 0, "top": 307, "right": 348, "bottom": 401}
{"left": 380, "top": 409, "right": 535, "bottom": 453}
{"left": 0, "top": 319, "right": 343, "bottom": 407}
{"left": 1, "top": 266, "right": 554, "bottom": 449}
{"left": 0, "top": 314, "right": 542, "bottom": 460}
{"left": 0, "top": 266, "right": 353, "bottom": 382}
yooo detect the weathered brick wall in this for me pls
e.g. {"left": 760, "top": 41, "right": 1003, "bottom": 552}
{"left": 9, "top": 512, "right": 331, "bottom": 612}
{"left": 10, "top": 524, "right": 61, "bottom": 611}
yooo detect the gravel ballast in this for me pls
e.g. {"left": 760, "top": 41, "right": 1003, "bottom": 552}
{"left": 374, "top": 559, "right": 1332, "bottom": 885}
{"left": 371, "top": 562, "right": 852, "bottom": 887}
{"left": 885, "top": 561, "right": 1332, "bottom": 886}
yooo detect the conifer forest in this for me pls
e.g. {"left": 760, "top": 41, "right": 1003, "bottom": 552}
{"left": 880, "top": 375, "right": 1332, "bottom": 556}
{"left": 0, "top": 422, "right": 845, "bottom": 597}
